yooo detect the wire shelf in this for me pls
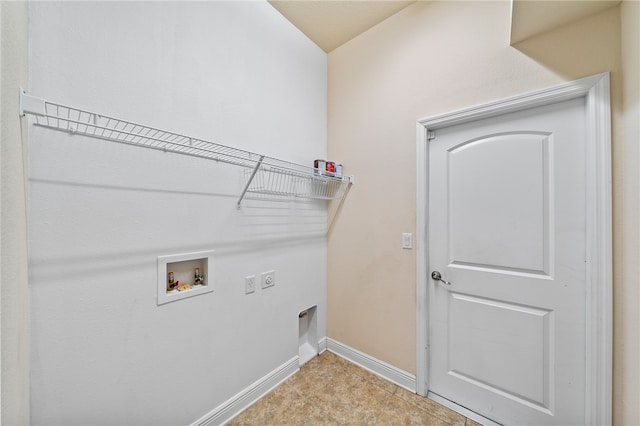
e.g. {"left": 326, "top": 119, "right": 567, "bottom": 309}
{"left": 19, "top": 90, "right": 353, "bottom": 207}
{"left": 245, "top": 167, "right": 349, "bottom": 201}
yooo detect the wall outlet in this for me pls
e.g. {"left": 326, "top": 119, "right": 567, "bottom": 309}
{"left": 261, "top": 270, "right": 275, "bottom": 289}
{"left": 245, "top": 275, "right": 256, "bottom": 294}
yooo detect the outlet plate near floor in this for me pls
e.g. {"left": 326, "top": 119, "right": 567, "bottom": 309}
{"left": 261, "top": 270, "right": 275, "bottom": 289}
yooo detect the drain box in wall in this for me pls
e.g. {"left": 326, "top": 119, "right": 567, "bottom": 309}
{"left": 157, "top": 250, "right": 214, "bottom": 305}
{"left": 298, "top": 305, "right": 318, "bottom": 366}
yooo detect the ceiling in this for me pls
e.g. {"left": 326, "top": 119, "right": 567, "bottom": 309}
{"left": 510, "top": 0, "right": 620, "bottom": 44}
{"left": 268, "top": 0, "right": 415, "bottom": 52}
{"left": 269, "top": 0, "right": 621, "bottom": 53}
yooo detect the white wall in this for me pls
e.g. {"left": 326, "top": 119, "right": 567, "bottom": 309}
{"left": 1, "top": 1, "right": 31, "bottom": 424}
{"left": 27, "top": 2, "right": 327, "bottom": 425}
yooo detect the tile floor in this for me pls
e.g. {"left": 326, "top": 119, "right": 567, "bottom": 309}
{"left": 230, "top": 351, "right": 481, "bottom": 426}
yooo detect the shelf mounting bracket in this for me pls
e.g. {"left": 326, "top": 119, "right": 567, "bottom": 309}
{"left": 19, "top": 89, "right": 47, "bottom": 117}
{"left": 237, "top": 155, "right": 265, "bottom": 209}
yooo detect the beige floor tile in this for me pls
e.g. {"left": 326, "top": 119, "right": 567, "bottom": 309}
{"left": 231, "top": 351, "right": 474, "bottom": 426}
{"left": 340, "top": 361, "right": 398, "bottom": 395}
{"left": 317, "top": 351, "right": 352, "bottom": 369}
{"left": 372, "top": 395, "right": 450, "bottom": 426}
{"left": 394, "top": 387, "right": 467, "bottom": 426}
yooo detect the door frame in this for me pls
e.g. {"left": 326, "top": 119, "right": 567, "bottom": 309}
{"left": 415, "top": 73, "right": 612, "bottom": 425}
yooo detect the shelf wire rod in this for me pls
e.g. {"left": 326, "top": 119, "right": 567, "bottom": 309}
{"left": 111, "top": 120, "right": 123, "bottom": 141}
{"left": 101, "top": 117, "right": 112, "bottom": 138}
{"left": 183, "top": 136, "right": 202, "bottom": 156}
{"left": 272, "top": 169, "right": 279, "bottom": 194}
{"left": 171, "top": 135, "right": 191, "bottom": 154}
{"left": 170, "top": 134, "right": 187, "bottom": 150}
{"left": 194, "top": 139, "right": 218, "bottom": 160}
{"left": 109, "top": 118, "right": 120, "bottom": 140}
{"left": 147, "top": 128, "right": 162, "bottom": 149}
{"left": 118, "top": 122, "right": 133, "bottom": 142}
{"left": 113, "top": 120, "right": 127, "bottom": 142}
{"left": 79, "top": 111, "right": 88, "bottom": 134}
{"left": 53, "top": 104, "right": 59, "bottom": 129}
{"left": 130, "top": 126, "right": 144, "bottom": 144}
{"left": 64, "top": 105, "right": 71, "bottom": 130}
{"left": 237, "top": 155, "right": 265, "bottom": 208}
{"left": 122, "top": 123, "right": 137, "bottom": 144}
{"left": 159, "top": 130, "right": 172, "bottom": 152}
{"left": 174, "top": 139, "right": 191, "bottom": 155}
{"left": 121, "top": 122, "right": 135, "bottom": 143}
{"left": 32, "top": 116, "right": 271, "bottom": 169}
{"left": 138, "top": 126, "right": 155, "bottom": 147}
{"left": 25, "top": 96, "right": 350, "bottom": 186}
{"left": 47, "top": 104, "right": 54, "bottom": 128}
{"left": 167, "top": 133, "right": 185, "bottom": 154}
{"left": 65, "top": 105, "right": 72, "bottom": 132}
{"left": 132, "top": 123, "right": 147, "bottom": 144}
{"left": 110, "top": 123, "right": 320, "bottom": 179}
{"left": 272, "top": 169, "right": 279, "bottom": 195}
{"left": 77, "top": 110, "right": 86, "bottom": 133}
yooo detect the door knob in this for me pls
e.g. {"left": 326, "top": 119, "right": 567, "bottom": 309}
{"left": 431, "top": 271, "right": 451, "bottom": 286}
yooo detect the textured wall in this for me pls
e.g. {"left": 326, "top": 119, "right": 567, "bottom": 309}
{"left": 328, "top": 2, "right": 636, "bottom": 423}
{"left": 28, "top": 2, "right": 327, "bottom": 424}
{"left": 617, "top": 1, "right": 640, "bottom": 423}
{"left": 1, "top": 1, "right": 30, "bottom": 424}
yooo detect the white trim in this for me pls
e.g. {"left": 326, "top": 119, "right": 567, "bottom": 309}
{"left": 419, "top": 73, "right": 608, "bottom": 131}
{"left": 318, "top": 336, "right": 328, "bottom": 354}
{"left": 326, "top": 338, "right": 417, "bottom": 392}
{"left": 415, "top": 122, "right": 429, "bottom": 397}
{"left": 583, "top": 74, "right": 613, "bottom": 426}
{"left": 192, "top": 357, "right": 299, "bottom": 426}
{"left": 415, "top": 73, "right": 612, "bottom": 424}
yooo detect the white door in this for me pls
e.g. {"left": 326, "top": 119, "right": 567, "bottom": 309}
{"left": 428, "top": 97, "right": 587, "bottom": 425}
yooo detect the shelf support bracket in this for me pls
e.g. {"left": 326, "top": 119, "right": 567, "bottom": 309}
{"left": 237, "top": 155, "right": 265, "bottom": 209}
{"left": 19, "top": 89, "right": 47, "bottom": 117}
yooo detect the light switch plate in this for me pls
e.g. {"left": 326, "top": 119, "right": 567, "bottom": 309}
{"left": 245, "top": 275, "right": 256, "bottom": 294}
{"left": 402, "top": 233, "right": 413, "bottom": 249}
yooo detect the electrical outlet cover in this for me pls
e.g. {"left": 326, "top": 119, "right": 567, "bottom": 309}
{"left": 261, "top": 270, "right": 275, "bottom": 289}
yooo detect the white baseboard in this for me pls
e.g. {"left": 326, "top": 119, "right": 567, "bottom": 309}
{"left": 326, "top": 338, "right": 417, "bottom": 392}
{"left": 193, "top": 337, "right": 413, "bottom": 425}
{"left": 318, "top": 336, "right": 327, "bottom": 354}
{"left": 192, "top": 356, "right": 299, "bottom": 426}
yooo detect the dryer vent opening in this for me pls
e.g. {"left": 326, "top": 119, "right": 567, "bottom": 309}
{"left": 298, "top": 306, "right": 318, "bottom": 366}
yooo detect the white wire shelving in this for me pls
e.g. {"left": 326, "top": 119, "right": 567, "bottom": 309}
{"left": 19, "top": 90, "right": 353, "bottom": 208}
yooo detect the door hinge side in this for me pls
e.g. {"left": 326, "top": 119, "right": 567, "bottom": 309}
{"left": 427, "top": 130, "right": 436, "bottom": 141}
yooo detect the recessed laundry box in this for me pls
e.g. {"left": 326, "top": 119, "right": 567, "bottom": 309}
{"left": 157, "top": 250, "right": 214, "bottom": 305}
{"left": 298, "top": 305, "right": 318, "bottom": 366}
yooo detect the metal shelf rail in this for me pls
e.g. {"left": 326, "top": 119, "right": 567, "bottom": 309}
{"left": 19, "top": 90, "right": 353, "bottom": 208}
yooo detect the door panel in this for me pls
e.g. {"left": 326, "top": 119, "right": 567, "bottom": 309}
{"left": 448, "top": 292, "right": 552, "bottom": 411}
{"left": 448, "top": 133, "right": 551, "bottom": 275}
{"left": 428, "top": 98, "right": 586, "bottom": 425}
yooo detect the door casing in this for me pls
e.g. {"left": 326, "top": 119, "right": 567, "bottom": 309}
{"left": 415, "top": 73, "right": 612, "bottom": 425}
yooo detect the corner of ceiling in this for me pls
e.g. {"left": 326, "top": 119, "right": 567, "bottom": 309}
{"left": 510, "top": 0, "right": 621, "bottom": 45}
{"left": 268, "top": 0, "right": 416, "bottom": 53}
